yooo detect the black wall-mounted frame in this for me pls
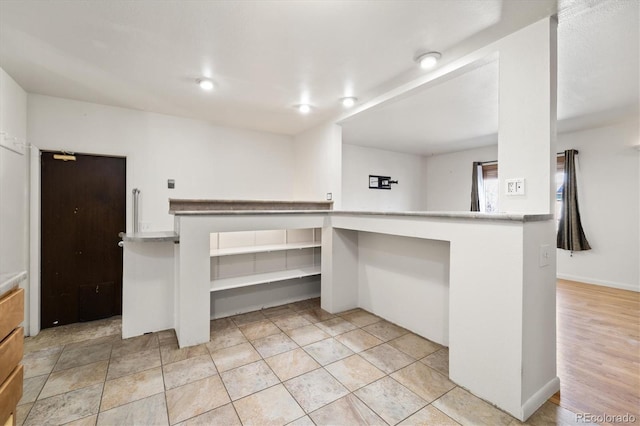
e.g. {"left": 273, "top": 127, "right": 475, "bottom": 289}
{"left": 369, "top": 175, "right": 398, "bottom": 190}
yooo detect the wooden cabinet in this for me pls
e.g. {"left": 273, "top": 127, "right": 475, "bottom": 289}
{"left": 0, "top": 288, "right": 24, "bottom": 426}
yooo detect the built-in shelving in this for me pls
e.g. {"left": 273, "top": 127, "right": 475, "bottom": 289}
{"left": 210, "top": 241, "right": 320, "bottom": 257}
{"left": 209, "top": 228, "right": 321, "bottom": 294}
{"left": 210, "top": 266, "right": 320, "bottom": 292}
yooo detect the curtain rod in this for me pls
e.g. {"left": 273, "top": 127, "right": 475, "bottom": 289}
{"left": 480, "top": 151, "right": 577, "bottom": 164}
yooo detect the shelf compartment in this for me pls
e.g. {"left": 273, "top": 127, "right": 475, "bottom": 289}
{"left": 210, "top": 266, "right": 320, "bottom": 293}
{"left": 210, "top": 241, "right": 320, "bottom": 257}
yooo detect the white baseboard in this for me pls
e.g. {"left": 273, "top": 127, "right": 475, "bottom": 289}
{"left": 521, "top": 376, "right": 561, "bottom": 421}
{"left": 557, "top": 273, "right": 639, "bottom": 293}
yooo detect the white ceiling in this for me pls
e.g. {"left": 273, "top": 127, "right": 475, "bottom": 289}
{"left": 341, "top": 0, "right": 639, "bottom": 155}
{"left": 0, "top": 0, "right": 636, "bottom": 150}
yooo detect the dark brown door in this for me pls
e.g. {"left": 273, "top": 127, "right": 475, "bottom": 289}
{"left": 41, "top": 152, "right": 125, "bottom": 329}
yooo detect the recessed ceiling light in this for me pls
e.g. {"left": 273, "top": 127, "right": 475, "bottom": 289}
{"left": 197, "top": 78, "right": 214, "bottom": 91}
{"left": 415, "top": 52, "right": 442, "bottom": 70}
{"left": 340, "top": 97, "right": 357, "bottom": 108}
{"left": 296, "top": 104, "right": 311, "bottom": 114}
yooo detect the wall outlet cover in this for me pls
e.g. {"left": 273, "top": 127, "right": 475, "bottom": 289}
{"left": 506, "top": 178, "right": 525, "bottom": 195}
{"left": 326, "top": 192, "right": 332, "bottom": 200}
{"left": 539, "top": 244, "right": 551, "bottom": 267}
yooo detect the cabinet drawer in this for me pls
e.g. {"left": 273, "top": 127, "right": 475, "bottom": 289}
{"left": 0, "top": 289, "right": 24, "bottom": 340}
{"left": 0, "top": 328, "right": 23, "bottom": 385}
{"left": 0, "top": 365, "right": 23, "bottom": 426}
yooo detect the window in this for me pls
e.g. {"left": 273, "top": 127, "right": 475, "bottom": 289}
{"left": 482, "top": 163, "right": 499, "bottom": 213}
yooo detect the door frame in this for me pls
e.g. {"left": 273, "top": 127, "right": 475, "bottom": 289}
{"left": 29, "top": 148, "right": 128, "bottom": 336}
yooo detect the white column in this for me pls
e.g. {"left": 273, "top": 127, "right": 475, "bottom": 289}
{"left": 498, "top": 17, "right": 558, "bottom": 214}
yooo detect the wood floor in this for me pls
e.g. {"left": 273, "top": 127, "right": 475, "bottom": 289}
{"left": 551, "top": 279, "right": 639, "bottom": 423}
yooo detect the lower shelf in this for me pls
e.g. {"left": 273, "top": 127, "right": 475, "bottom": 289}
{"left": 210, "top": 266, "right": 321, "bottom": 293}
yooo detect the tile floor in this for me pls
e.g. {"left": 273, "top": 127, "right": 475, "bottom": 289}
{"left": 18, "top": 298, "right": 585, "bottom": 425}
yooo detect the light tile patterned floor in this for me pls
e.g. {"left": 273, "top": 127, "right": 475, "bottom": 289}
{"left": 18, "top": 298, "right": 583, "bottom": 425}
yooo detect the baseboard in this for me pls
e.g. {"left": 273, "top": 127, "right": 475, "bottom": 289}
{"left": 556, "top": 273, "right": 639, "bottom": 293}
{"left": 521, "top": 376, "right": 561, "bottom": 421}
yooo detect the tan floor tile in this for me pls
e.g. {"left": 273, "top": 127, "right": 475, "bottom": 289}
{"left": 272, "top": 314, "right": 313, "bottom": 331}
{"left": 239, "top": 319, "right": 280, "bottom": 341}
{"left": 298, "top": 308, "right": 335, "bottom": 324}
{"left": 391, "top": 362, "right": 456, "bottom": 402}
{"left": 100, "top": 366, "right": 164, "bottom": 411}
{"left": 234, "top": 384, "right": 305, "bottom": 425}
{"left": 252, "top": 332, "right": 298, "bottom": 358}
{"left": 207, "top": 327, "right": 247, "bottom": 352}
{"left": 60, "top": 335, "right": 118, "bottom": 351}
{"left": 210, "top": 317, "right": 235, "bottom": 332}
{"left": 39, "top": 360, "right": 108, "bottom": 399}
{"left": 399, "top": 405, "right": 460, "bottom": 425}
{"left": 19, "top": 375, "right": 48, "bottom": 405}
{"left": 163, "top": 354, "right": 218, "bottom": 390}
{"left": 421, "top": 348, "right": 449, "bottom": 376}
{"left": 325, "top": 355, "right": 385, "bottom": 391}
{"left": 166, "top": 375, "right": 231, "bottom": 425}
{"left": 54, "top": 342, "right": 112, "bottom": 372}
{"left": 286, "top": 324, "right": 329, "bottom": 346}
{"left": 111, "top": 334, "right": 158, "bottom": 358}
{"left": 261, "top": 305, "right": 295, "bottom": 318}
{"left": 287, "top": 299, "right": 316, "bottom": 312}
{"left": 210, "top": 342, "right": 261, "bottom": 372}
{"left": 156, "top": 329, "right": 178, "bottom": 346}
{"left": 176, "top": 403, "right": 241, "bottom": 426}
{"left": 339, "top": 310, "right": 381, "bottom": 327}
{"left": 310, "top": 394, "right": 386, "bottom": 426}
{"left": 363, "top": 320, "right": 408, "bottom": 342}
{"left": 63, "top": 414, "right": 98, "bottom": 426}
{"left": 24, "top": 383, "right": 102, "bottom": 426}
{"left": 220, "top": 360, "right": 279, "bottom": 400}
{"left": 433, "top": 387, "right": 513, "bottom": 425}
{"left": 16, "top": 403, "right": 33, "bottom": 426}
{"left": 24, "top": 318, "right": 120, "bottom": 353}
{"left": 284, "top": 368, "right": 349, "bottom": 412}
{"left": 360, "top": 343, "right": 415, "bottom": 374}
{"left": 303, "top": 338, "right": 353, "bottom": 365}
{"left": 316, "top": 317, "right": 357, "bottom": 337}
{"left": 106, "top": 347, "right": 161, "bottom": 380}
{"left": 287, "top": 415, "right": 315, "bottom": 425}
{"left": 160, "top": 342, "right": 209, "bottom": 365}
{"left": 22, "top": 346, "right": 63, "bottom": 379}
{"left": 97, "top": 393, "right": 168, "bottom": 426}
{"left": 354, "top": 377, "right": 426, "bottom": 425}
{"left": 265, "top": 348, "right": 320, "bottom": 382}
{"left": 389, "top": 333, "right": 442, "bottom": 359}
{"left": 335, "top": 329, "right": 383, "bottom": 353}
{"left": 232, "top": 310, "right": 267, "bottom": 325}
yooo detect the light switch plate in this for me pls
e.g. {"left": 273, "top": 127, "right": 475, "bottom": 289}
{"left": 506, "top": 178, "right": 525, "bottom": 195}
{"left": 326, "top": 192, "right": 332, "bottom": 200}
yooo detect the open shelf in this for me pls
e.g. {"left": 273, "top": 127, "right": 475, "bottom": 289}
{"left": 210, "top": 241, "right": 321, "bottom": 257}
{"left": 210, "top": 266, "right": 321, "bottom": 293}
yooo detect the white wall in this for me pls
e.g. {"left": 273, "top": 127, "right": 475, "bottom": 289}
{"left": 423, "top": 144, "right": 498, "bottom": 211}
{"left": 556, "top": 119, "right": 639, "bottom": 292}
{"left": 27, "top": 94, "right": 296, "bottom": 231}
{"left": 357, "top": 231, "right": 450, "bottom": 345}
{"left": 342, "top": 144, "right": 425, "bottom": 211}
{"left": 293, "top": 123, "right": 342, "bottom": 207}
{"left": 0, "top": 67, "right": 30, "bottom": 330}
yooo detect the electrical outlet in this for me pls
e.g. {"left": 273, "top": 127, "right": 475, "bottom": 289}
{"left": 326, "top": 193, "right": 332, "bottom": 201}
{"left": 506, "top": 178, "right": 525, "bottom": 195}
{"left": 539, "top": 244, "right": 551, "bottom": 267}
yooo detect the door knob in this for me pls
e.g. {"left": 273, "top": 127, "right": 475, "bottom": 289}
{"left": 118, "top": 241, "right": 124, "bottom": 247}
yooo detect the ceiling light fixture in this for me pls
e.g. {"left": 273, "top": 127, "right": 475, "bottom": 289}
{"left": 340, "top": 97, "right": 357, "bottom": 108}
{"left": 296, "top": 104, "right": 311, "bottom": 114}
{"left": 197, "top": 78, "right": 214, "bottom": 91}
{"left": 415, "top": 52, "right": 441, "bottom": 70}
